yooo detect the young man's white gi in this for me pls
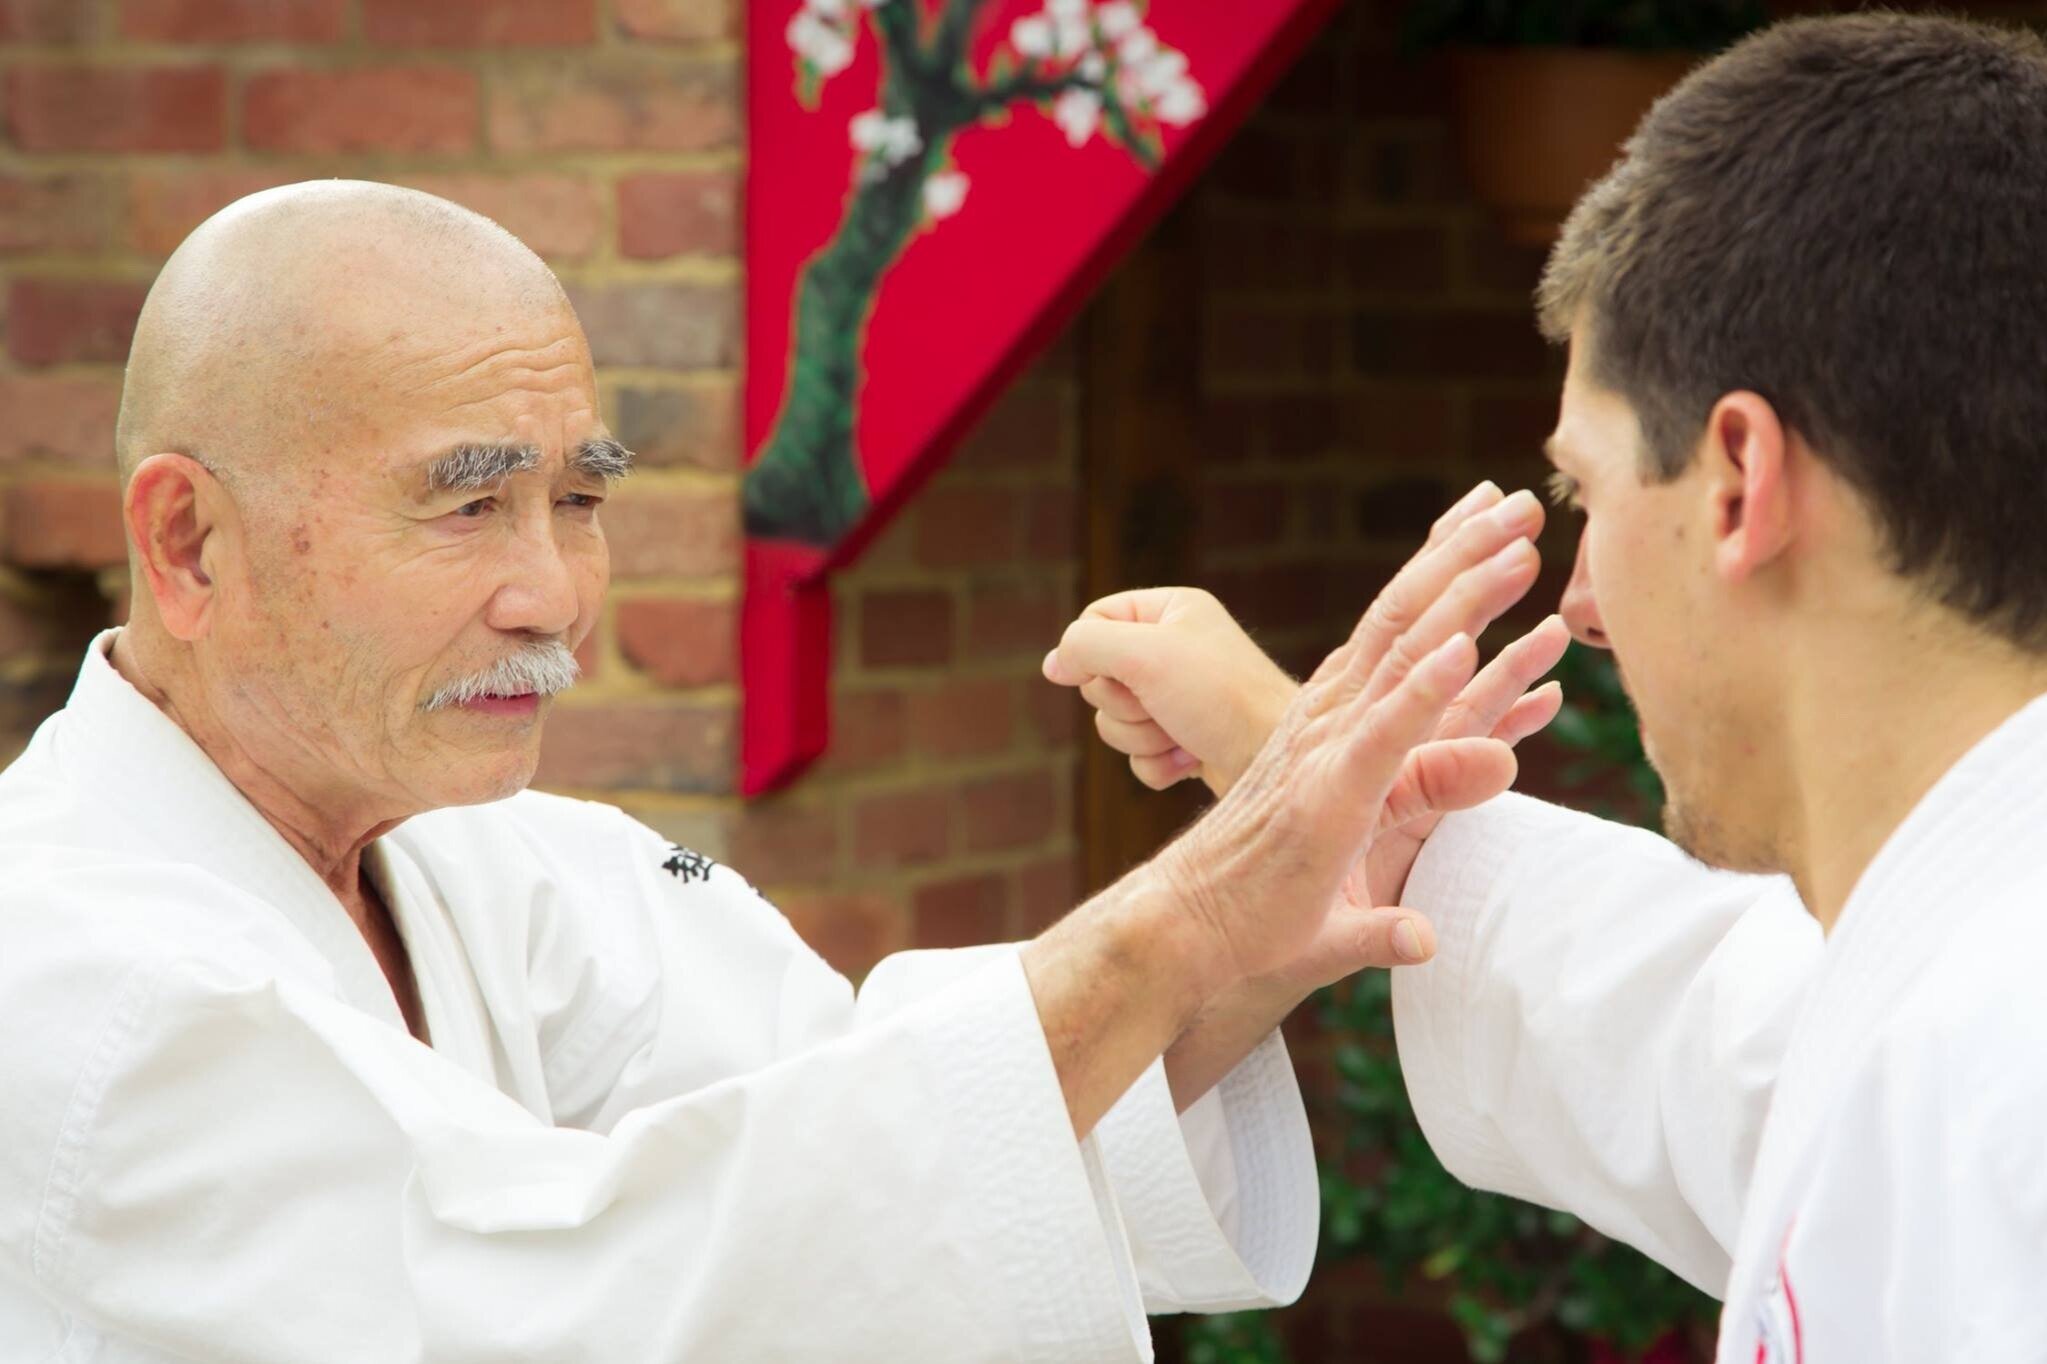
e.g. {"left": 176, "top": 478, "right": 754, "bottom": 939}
{"left": 1396, "top": 695, "right": 2047, "bottom": 1362}
{"left": 0, "top": 633, "right": 1316, "bottom": 1362}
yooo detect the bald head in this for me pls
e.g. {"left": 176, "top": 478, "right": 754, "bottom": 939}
{"left": 116, "top": 180, "right": 572, "bottom": 489}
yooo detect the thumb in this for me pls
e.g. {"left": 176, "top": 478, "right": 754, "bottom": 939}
{"left": 1276, "top": 904, "right": 1438, "bottom": 991}
{"left": 1047, "top": 615, "right": 1162, "bottom": 693}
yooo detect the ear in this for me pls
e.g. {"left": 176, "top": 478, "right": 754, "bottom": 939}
{"left": 124, "top": 453, "right": 234, "bottom": 642}
{"left": 1700, "top": 391, "right": 1793, "bottom": 583}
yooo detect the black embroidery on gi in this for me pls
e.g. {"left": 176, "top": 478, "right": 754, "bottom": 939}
{"left": 661, "top": 845, "right": 716, "bottom": 883}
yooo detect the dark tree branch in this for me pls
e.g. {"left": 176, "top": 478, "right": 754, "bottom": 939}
{"left": 869, "top": 0, "right": 929, "bottom": 81}
{"left": 973, "top": 69, "right": 1098, "bottom": 116}
{"left": 932, "top": 0, "right": 987, "bottom": 71}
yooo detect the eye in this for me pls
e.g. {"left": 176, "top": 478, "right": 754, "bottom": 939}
{"left": 453, "top": 497, "right": 495, "bottom": 519}
{"left": 1545, "top": 469, "right": 1584, "bottom": 513}
{"left": 558, "top": 492, "right": 603, "bottom": 512}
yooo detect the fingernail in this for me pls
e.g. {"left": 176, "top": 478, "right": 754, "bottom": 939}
{"left": 1394, "top": 919, "right": 1427, "bottom": 962}
{"left": 1041, "top": 648, "right": 1061, "bottom": 679}
{"left": 1491, "top": 488, "right": 1541, "bottom": 524}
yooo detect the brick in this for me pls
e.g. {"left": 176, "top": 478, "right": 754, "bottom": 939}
{"left": 600, "top": 486, "right": 736, "bottom": 579}
{"left": 912, "top": 872, "right": 1008, "bottom": 949}
{"left": 1205, "top": 214, "right": 1335, "bottom": 294}
{"left": 1355, "top": 475, "right": 1458, "bottom": 543}
{"left": 613, "top": 380, "right": 739, "bottom": 472}
{"left": 1207, "top": 306, "right": 1335, "bottom": 381}
{"left": 956, "top": 381, "right": 1067, "bottom": 471}
{"left": 134, "top": 168, "right": 593, "bottom": 262}
{"left": 5, "top": 66, "right": 227, "bottom": 153}
{"left": 244, "top": 67, "right": 478, "bottom": 154}
{"left": 1461, "top": 221, "right": 1553, "bottom": 298}
{"left": 394, "top": 173, "right": 603, "bottom": 261}
{"left": 725, "top": 798, "right": 839, "bottom": 887}
{"left": 5, "top": 279, "right": 147, "bottom": 367}
{"left": 858, "top": 588, "right": 951, "bottom": 669}
{"left": 1204, "top": 562, "right": 1338, "bottom": 636}
{"left": 814, "top": 685, "right": 907, "bottom": 776}
{"left": 614, "top": 595, "right": 734, "bottom": 687}
{"left": 617, "top": 170, "right": 737, "bottom": 261}
{"left": 852, "top": 786, "right": 951, "bottom": 870}
{"left": 533, "top": 699, "right": 731, "bottom": 792}
{"left": 1015, "top": 853, "right": 1079, "bottom": 933}
{"left": 907, "top": 676, "right": 1014, "bottom": 760}
{"left": 1197, "top": 479, "right": 1288, "bottom": 556}
{"left": 0, "top": 480, "right": 127, "bottom": 569}
{"left": 1351, "top": 309, "right": 1553, "bottom": 382}
{"left": 914, "top": 486, "right": 1020, "bottom": 569}
{"left": 1026, "top": 486, "right": 1076, "bottom": 559}
{"left": 568, "top": 282, "right": 736, "bottom": 371}
{"left": 0, "top": 374, "right": 121, "bottom": 467}
{"left": 1337, "top": 386, "right": 1454, "bottom": 463}
{"left": 365, "top": 0, "right": 595, "bottom": 47}
{"left": 0, "top": 175, "right": 110, "bottom": 254}
{"left": 777, "top": 890, "right": 901, "bottom": 980}
{"left": 121, "top": 0, "right": 346, "bottom": 42}
{"left": 1342, "top": 223, "right": 1451, "bottom": 297}
{"left": 128, "top": 168, "right": 292, "bottom": 257}
{"left": 613, "top": 0, "right": 731, "bottom": 42}
{"left": 0, "top": 0, "right": 92, "bottom": 42}
{"left": 1470, "top": 389, "right": 1560, "bottom": 463}
{"left": 965, "top": 580, "right": 1063, "bottom": 661}
{"left": 962, "top": 769, "right": 1057, "bottom": 854}
{"left": 1025, "top": 678, "right": 1082, "bottom": 745}
{"left": 488, "top": 58, "right": 737, "bottom": 153}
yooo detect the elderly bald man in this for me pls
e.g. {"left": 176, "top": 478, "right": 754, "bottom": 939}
{"left": 0, "top": 181, "right": 1562, "bottom": 1362}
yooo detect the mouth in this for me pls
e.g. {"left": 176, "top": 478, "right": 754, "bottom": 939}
{"left": 457, "top": 692, "right": 542, "bottom": 718}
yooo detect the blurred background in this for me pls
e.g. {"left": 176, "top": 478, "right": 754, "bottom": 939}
{"left": 2, "top": 0, "right": 2036, "bottom": 1359}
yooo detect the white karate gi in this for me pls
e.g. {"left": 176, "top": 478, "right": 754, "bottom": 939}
{"left": 1395, "top": 694, "right": 2047, "bottom": 1362}
{"left": 0, "top": 632, "right": 1316, "bottom": 1364}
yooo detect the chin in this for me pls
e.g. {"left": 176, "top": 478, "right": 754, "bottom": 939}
{"left": 425, "top": 753, "right": 540, "bottom": 810}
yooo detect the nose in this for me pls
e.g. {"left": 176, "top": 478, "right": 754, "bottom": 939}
{"left": 486, "top": 508, "right": 584, "bottom": 639}
{"left": 1559, "top": 530, "right": 1609, "bottom": 649}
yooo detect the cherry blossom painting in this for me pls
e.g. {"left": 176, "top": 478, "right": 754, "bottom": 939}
{"left": 742, "top": 0, "right": 1343, "bottom": 793}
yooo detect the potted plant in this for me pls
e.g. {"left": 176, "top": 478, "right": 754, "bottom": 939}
{"left": 1405, "top": 0, "right": 1768, "bottom": 242}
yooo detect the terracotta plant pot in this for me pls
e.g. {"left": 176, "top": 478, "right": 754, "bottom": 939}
{"left": 1445, "top": 47, "right": 1698, "bottom": 244}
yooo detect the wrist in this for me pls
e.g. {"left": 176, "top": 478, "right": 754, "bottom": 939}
{"left": 1129, "top": 851, "right": 1244, "bottom": 1025}
{"left": 1213, "top": 674, "right": 1299, "bottom": 793}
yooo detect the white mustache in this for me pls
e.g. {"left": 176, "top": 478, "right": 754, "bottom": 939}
{"left": 422, "top": 641, "right": 580, "bottom": 712}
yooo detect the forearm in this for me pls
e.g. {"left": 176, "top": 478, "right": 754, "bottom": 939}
{"left": 1019, "top": 863, "right": 1233, "bottom": 1138}
{"left": 1163, "top": 976, "right": 1308, "bottom": 1112}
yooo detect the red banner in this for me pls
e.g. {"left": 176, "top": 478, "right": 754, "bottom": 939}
{"left": 742, "top": 0, "right": 1341, "bottom": 794}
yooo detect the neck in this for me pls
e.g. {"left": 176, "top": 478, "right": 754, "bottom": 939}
{"left": 1776, "top": 611, "right": 2047, "bottom": 931}
{"left": 110, "top": 627, "right": 402, "bottom": 907}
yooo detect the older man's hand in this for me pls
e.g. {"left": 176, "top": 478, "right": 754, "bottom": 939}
{"left": 1046, "top": 483, "right": 1569, "bottom": 967}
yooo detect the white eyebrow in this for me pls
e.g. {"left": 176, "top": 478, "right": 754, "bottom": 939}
{"left": 570, "top": 438, "right": 635, "bottom": 483}
{"left": 424, "top": 442, "right": 542, "bottom": 494}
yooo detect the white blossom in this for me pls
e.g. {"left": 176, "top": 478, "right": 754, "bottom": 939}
{"left": 788, "top": 10, "right": 853, "bottom": 77}
{"left": 1078, "top": 51, "right": 1107, "bottom": 83}
{"left": 1053, "top": 87, "right": 1102, "bottom": 146}
{"left": 851, "top": 109, "right": 922, "bottom": 166}
{"left": 1118, "top": 25, "right": 1158, "bottom": 67}
{"left": 1011, "top": 14, "right": 1053, "bottom": 57}
{"left": 923, "top": 171, "right": 969, "bottom": 220}
{"left": 808, "top": 0, "right": 847, "bottom": 19}
{"left": 1153, "top": 79, "right": 1205, "bottom": 126}
{"left": 1096, "top": 2, "right": 1142, "bottom": 40}
{"left": 1046, "top": 0, "right": 1086, "bottom": 19}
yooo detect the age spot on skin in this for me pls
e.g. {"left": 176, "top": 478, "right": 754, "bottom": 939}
{"left": 291, "top": 523, "right": 313, "bottom": 555}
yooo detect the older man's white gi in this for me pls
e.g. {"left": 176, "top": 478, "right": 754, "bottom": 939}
{"left": 1394, "top": 696, "right": 2047, "bottom": 1362}
{"left": 0, "top": 633, "right": 1316, "bottom": 1363}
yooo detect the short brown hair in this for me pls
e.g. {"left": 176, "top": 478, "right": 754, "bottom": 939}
{"left": 1541, "top": 12, "right": 2047, "bottom": 649}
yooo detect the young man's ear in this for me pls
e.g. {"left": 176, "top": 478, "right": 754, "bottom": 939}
{"left": 124, "top": 453, "right": 231, "bottom": 641}
{"left": 1702, "top": 391, "right": 1794, "bottom": 581}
